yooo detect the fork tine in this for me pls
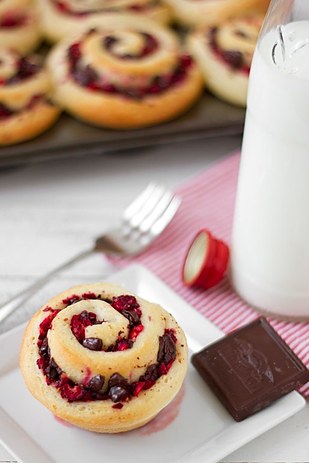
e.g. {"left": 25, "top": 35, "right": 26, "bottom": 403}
{"left": 123, "top": 182, "right": 158, "bottom": 222}
{"left": 149, "top": 195, "right": 181, "bottom": 237}
{"left": 137, "top": 190, "right": 174, "bottom": 234}
{"left": 124, "top": 184, "right": 166, "bottom": 230}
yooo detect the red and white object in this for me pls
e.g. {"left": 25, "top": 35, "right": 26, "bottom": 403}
{"left": 182, "top": 229, "right": 229, "bottom": 290}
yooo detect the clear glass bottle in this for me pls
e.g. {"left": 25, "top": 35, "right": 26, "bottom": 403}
{"left": 230, "top": 0, "right": 309, "bottom": 319}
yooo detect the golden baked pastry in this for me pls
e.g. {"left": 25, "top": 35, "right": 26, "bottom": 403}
{"left": 0, "top": 50, "right": 60, "bottom": 145}
{"left": 164, "top": 0, "right": 270, "bottom": 28}
{"left": 188, "top": 15, "right": 263, "bottom": 106}
{"left": 0, "top": 0, "right": 42, "bottom": 53}
{"left": 20, "top": 283, "right": 188, "bottom": 433}
{"left": 0, "top": 0, "right": 31, "bottom": 13}
{"left": 47, "top": 14, "right": 203, "bottom": 129}
{"left": 38, "top": 0, "right": 172, "bottom": 43}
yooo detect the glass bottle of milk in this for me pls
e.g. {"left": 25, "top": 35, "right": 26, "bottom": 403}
{"left": 230, "top": 0, "right": 309, "bottom": 319}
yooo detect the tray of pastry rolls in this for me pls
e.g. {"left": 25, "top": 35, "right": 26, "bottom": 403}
{"left": 0, "top": 92, "right": 245, "bottom": 167}
{"left": 0, "top": 0, "right": 269, "bottom": 168}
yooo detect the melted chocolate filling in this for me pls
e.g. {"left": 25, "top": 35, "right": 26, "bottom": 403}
{"left": 0, "top": 12, "right": 27, "bottom": 28}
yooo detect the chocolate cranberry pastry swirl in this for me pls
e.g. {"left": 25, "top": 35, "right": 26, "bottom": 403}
{"left": 0, "top": 0, "right": 41, "bottom": 53}
{"left": 47, "top": 15, "right": 203, "bottom": 129}
{"left": 20, "top": 283, "right": 188, "bottom": 433}
{"left": 164, "top": 0, "right": 269, "bottom": 28}
{"left": 188, "top": 15, "right": 263, "bottom": 106}
{"left": 38, "top": 0, "right": 172, "bottom": 43}
{"left": 0, "top": 50, "right": 60, "bottom": 145}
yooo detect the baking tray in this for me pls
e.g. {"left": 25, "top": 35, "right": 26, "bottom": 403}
{"left": 0, "top": 91, "right": 245, "bottom": 168}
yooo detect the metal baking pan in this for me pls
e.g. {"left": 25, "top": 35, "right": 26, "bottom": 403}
{"left": 0, "top": 91, "right": 245, "bottom": 168}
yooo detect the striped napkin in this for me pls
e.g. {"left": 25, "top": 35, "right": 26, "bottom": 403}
{"left": 115, "top": 151, "right": 309, "bottom": 397}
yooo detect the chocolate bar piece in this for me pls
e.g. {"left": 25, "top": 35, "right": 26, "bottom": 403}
{"left": 191, "top": 317, "right": 309, "bottom": 421}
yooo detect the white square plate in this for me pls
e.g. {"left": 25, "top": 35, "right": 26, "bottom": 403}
{"left": 0, "top": 264, "right": 305, "bottom": 463}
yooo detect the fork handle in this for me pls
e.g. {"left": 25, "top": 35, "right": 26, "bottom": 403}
{"left": 0, "top": 248, "right": 94, "bottom": 324}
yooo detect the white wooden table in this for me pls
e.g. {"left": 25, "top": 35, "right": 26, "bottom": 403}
{"left": 0, "top": 136, "right": 308, "bottom": 462}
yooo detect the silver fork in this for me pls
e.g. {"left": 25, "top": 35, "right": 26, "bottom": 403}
{"left": 0, "top": 183, "right": 181, "bottom": 324}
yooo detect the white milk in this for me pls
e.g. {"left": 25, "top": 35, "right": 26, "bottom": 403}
{"left": 230, "top": 21, "right": 309, "bottom": 318}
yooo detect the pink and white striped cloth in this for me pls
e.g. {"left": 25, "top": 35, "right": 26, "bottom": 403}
{"left": 116, "top": 151, "right": 309, "bottom": 397}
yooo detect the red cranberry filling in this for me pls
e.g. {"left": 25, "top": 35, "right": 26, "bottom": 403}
{"left": 129, "top": 3, "right": 152, "bottom": 12}
{"left": 71, "top": 310, "right": 98, "bottom": 342}
{"left": 103, "top": 33, "right": 158, "bottom": 60}
{"left": 111, "top": 295, "right": 142, "bottom": 317}
{"left": 208, "top": 27, "right": 250, "bottom": 74}
{"left": 52, "top": 0, "right": 155, "bottom": 16}
{"left": 68, "top": 294, "right": 144, "bottom": 350}
{"left": 46, "top": 294, "right": 143, "bottom": 352}
{"left": 36, "top": 294, "right": 178, "bottom": 404}
{"left": 0, "top": 95, "right": 51, "bottom": 121}
{"left": 39, "top": 309, "right": 60, "bottom": 339}
{"left": 54, "top": 0, "right": 88, "bottom": 16}
{"left": 67, "top": 41, "right": 193, "bottom": 98}
{"left": 0, "top": 12, "right": 27, "bottom": 28}
{"left": 0, "top": 103, "right": 13, "bottom": 120}
{"left": 62, "top": 291, "right": 97, "bottom": 305}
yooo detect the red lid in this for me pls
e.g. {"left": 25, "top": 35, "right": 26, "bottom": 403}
{"left": 182, "top": 229, "right": 229, "bottom": 290}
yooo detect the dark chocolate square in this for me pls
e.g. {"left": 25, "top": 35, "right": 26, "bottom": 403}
{"left": 191, "top": 317, "right": 309, "bottom": 421}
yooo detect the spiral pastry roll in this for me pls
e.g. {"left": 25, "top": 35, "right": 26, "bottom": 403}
{"left": 0, "top": 50, "right": 60, "bottom": 145}
{"left": 47, "top": 15, "right": 203, "bottom": 129}
{"left": 0, "top": 0, "right": 42, "bottom": 53}
{"left": 187, "top": 15, "right": 263, "bottom": 107}
{"left": 38, "top": 0, "right": 172, "bottom": 43}
{"left": 164, "top": 0, "right": 269, "bottom": 28}
{"left": 20, "top": 283, "right": 188, "bottom": 433}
